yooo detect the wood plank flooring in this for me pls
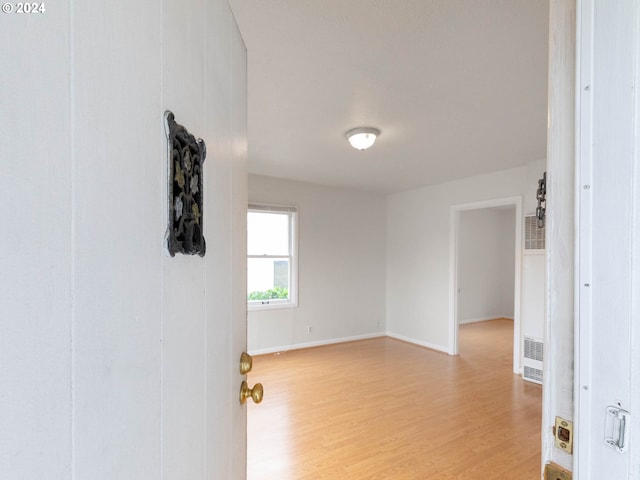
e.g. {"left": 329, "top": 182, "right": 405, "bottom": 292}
{"left": 247, "top": 319, "right": 542, "bottom": 479}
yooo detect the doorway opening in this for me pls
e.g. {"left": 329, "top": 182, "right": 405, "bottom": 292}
{"left": 449, "top": 196, "right": 523, "bottom": 373}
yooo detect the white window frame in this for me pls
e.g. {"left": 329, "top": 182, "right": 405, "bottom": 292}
{"left": 247, "top": 203, "right": 298, "bottom": 311}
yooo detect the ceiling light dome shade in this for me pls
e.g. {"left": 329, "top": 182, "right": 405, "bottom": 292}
{"left": 346, "top": 127, "right": 380, "bottom": 150}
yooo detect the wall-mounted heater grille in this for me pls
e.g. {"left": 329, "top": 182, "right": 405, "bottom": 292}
{"left": 524, "top": 215, "right": 545, "bottom": 250}
{"left": 523, "top": 336, "right": 544, "bottom": 384}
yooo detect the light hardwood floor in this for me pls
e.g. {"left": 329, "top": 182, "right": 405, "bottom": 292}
{"left": 247, "top": 319, "right": 542, "bottom": 479}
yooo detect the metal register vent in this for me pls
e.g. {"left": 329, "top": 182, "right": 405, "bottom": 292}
{"left": 525, "top": 215, "right": 545, "bottom": 250}
{"left": 523, "top": 337, "right": 544, "bottom": 384}
{"left": 524, "top": 336, "right": 544, "bottom": 362}
{"left": 524, "top": 366, "right": 543, "bottom": 384}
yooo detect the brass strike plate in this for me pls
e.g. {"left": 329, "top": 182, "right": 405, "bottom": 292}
{"left": 554, "top": 416, "right": 573, "bottom": 453}
{"left": 544, "top": 462, "right": 572, "bottom": 480}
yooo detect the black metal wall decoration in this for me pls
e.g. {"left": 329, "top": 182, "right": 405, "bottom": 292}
{"left": 165, "top": 110, "right": 206, "bottom": 256}
{"left": 536, "top": 171, "right": 547, "bottom": 229}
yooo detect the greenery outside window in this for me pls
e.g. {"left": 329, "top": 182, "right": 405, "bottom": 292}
{"left": 247, "top": 204, "right": 297, "bottom": 309}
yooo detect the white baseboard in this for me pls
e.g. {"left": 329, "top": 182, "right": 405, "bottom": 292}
{"left": 250, "top": 331, "right": 454, "bottom": 357}
{"left": 459, "top": 315, "right": 514, "bottom": 325}
{"left": 248, "top": 332, "right": 386, "bottom": 356}
{"left": 385, "top": 332, "right": 449, "bottom": 354}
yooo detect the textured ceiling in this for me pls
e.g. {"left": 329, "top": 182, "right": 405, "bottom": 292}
{"left": 228, "top": 0, "right": 549, "bottom": 194}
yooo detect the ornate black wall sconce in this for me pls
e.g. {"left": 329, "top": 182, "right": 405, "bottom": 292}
{"left": 536, "top": 171, "right": 547, "bottom": 229}
{"left": 165, "top": 111, "right": 206, "bottom": 256}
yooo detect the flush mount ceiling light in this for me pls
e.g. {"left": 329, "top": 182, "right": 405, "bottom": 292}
{"left": 345, "top": 127, "right": 380, "bottom": 150}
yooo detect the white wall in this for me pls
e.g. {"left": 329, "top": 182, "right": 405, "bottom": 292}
{"left": 0, "top": 1, "right": 247, "bottom": 479}
{"left": 497, "top": 210, "right": 517, "bottom": 317}
{"left": 458, "top": 208, "right": 515, "bottom": 323}
{"left": 248, "top": 175, "right": 387, "bottom": 354}
{"left": 387, "top": 162, "right": 544, "bottom": 352}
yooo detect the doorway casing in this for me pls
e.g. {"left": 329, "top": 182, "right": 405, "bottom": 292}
{"left": 448, "top": 196, "right": 523, "bottom": 374}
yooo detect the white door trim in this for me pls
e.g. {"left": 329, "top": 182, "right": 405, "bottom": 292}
{"left": 574, "top": 0, "right": 640, "bottom": 477}
{"left": 574, "top": 0, "right": 593, "bottom": 474}
{"left": 448, "top": 196, "right": 523, "bottom": 374}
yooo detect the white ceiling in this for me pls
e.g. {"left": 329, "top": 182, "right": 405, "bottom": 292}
{"left": 228, "top": 0, "right": 549, "bottom": 194}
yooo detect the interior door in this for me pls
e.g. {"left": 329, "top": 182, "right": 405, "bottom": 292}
{"left": 576, "top": 0, "right": 639, "bottom": 477}
{"left": 230, "top": 15, "right": 249, "bottom": 477}
{"left": 199, "top": 2, "right": 249, "bottom": 478}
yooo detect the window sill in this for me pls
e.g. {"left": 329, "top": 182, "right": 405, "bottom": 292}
{"left": 248, "top": 301, "right": 298, "bottom": 312}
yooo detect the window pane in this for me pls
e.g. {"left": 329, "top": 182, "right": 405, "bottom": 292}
{"left": 247, "top": 258, "right": 290, "bottom": 301}
{"left": 247, "top": 212, "right": 290, "bottom": 256}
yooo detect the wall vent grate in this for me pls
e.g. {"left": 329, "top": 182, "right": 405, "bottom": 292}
{"left": 524, "top": 337, "right": 544, "bottom": 362}
{"left": 524, "top": 215, "right": 545, "bottom": 250}
{"left": 523, "top": 337, "right": 544, "bottom": 384}
{"left": 523, "top": 366, "right": 544, "bottom": 384}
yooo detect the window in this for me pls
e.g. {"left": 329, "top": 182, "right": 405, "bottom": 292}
{"left": 247, "top": 204, "right": 297, "bottom": 309}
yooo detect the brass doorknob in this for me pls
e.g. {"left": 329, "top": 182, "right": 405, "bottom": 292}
{"left": 240, "top": 352, "right": 253, "bottom": 375}
{"left": 240, "top": 380, "right": 264, "bottom": 405}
